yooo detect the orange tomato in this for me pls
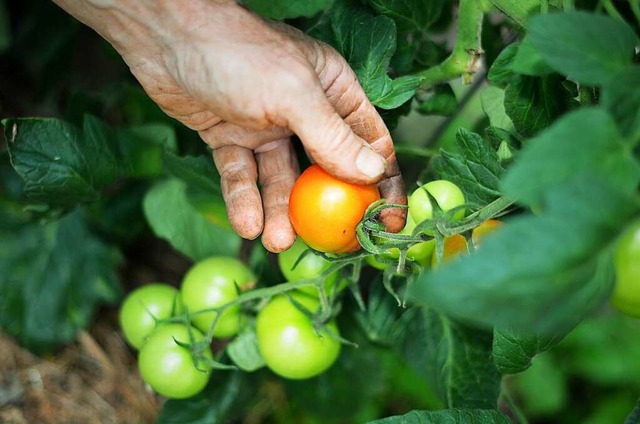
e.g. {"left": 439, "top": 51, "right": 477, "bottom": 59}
{"left": 432, "top": 234, "right": 469, "bottom": 268}
{"left": 471, "top": 219, "right": 503, "bottom": 247}
{"left": 289, "top": 164, "right": 380, "bottom": 253}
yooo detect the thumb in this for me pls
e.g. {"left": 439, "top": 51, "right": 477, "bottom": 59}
{"left": 283, "top": 84, "right": 387, "bottom": 184}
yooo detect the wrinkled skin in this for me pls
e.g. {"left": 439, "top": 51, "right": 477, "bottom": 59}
{"left": 53, "top": 0, "right": 407, "bottom": 251}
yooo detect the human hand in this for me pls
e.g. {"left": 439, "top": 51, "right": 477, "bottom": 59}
{"left": 53, "top": 0, "right": 407, "bottom": 252}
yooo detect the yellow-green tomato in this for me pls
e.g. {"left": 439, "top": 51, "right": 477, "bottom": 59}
{"left": 180, "top": 257, "right": 255, "bottom": 338}
{"left": 119, "top": 283, "right": 184, "bottom": 349}
{"left": 138, "top": 323, "right": 212, "bottom": 399}
{"left": 256, "top": 293, "right": 341, "bottom": 380}
{"left": 611, "top": 221, "right": 640, "bottom": 318}
{"left": 278, "top": 238, "right": 346, "bottom": 297}
{"left": 408, "top": 180, "right": 465, "bottom": 229}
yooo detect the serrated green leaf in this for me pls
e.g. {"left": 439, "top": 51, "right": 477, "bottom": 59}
{"left": 601, "top": 67, "right": 640, "bottom": 139}
{"left": 509, "top": 37, "right": 554, "bottom": 76}
{"left": 527, "top": 11, "right": 639, "bottom": 86}
{"left": 227, "top": 330, "right": 265, "bottom": 372}
{"left": 365, "top": 0, "right": 445, "bottom": 34}
{"left": 487, "top": 44, "right": 518, "bottom": 89}
{"left": 492, "top": 327, "right": 565, "bottom": 375}
{"left": 432, "top": 129, "right": 504, "bottom": 208}
{"left": 368, "top": 408, "right": 512, "bottom": 423}
{"left": 163, "top": 151, "right": 222, "bottom": 196}
{"left": 2, "top": 116, "right": 119, "bottom": 211}
{"left": 422, "top": 310, "right": 501, "bottom": 409}
{"left": 0, "top": 210, "right": 121, "bottom": 354}
{"left": 314, "top": 0, "right": 419, "bottom": 109}
{"left": 502, "top": 108, "right": 640, "bottom": 209}
{"left": 504, "top": 73, "right": 571, "bottom": 138}
{"left": 157, "top": 370, "right": 255, "bottom": 424}
{"left": 411, "top": 176, "right": 638, "bottom": 333}
{"left": 241, "top": 0, "right": 331, "bottom": 19}
{"left": 143, "top": 178, "right": 240, "bottom": 261}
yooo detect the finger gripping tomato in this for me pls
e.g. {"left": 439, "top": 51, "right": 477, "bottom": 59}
{"left": 289, "top": 164, "right": 380, "bottom": 253}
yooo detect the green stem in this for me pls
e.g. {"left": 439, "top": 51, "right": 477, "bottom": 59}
{"left": 600, "top": 0, "right": 625, "bottom": 21}
{"left": 501, "top": 383, "right": 530, "bottom": 424}
{"left": 630, "top": 0, "right": 640, "bottom": 23}
{"left": 416, "top": 0, "right": 484, "bottom": 92}
{"left": 436, "top": 196, "right": 515, "bottom": 236}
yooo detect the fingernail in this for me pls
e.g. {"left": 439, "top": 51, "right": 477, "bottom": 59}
{"left": 356, "top": 146, "right": 386, "bottom": 179}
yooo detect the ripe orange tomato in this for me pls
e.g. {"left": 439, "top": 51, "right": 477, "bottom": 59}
{"left": 432, "top": 234, "right": 469, "bottom": 268}
{"left": 471, "top": 219, "right": 503, "bottom": 247}
{"left": 289, "top": 164, "right": 380, "bottom": 253}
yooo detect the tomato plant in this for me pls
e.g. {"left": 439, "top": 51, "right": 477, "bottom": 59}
{"left": 119, "top": 283, "right": 184, "bottom": 349}
{"left": 431, "top": 234, "right": 469, "bottom": 268}
{"left": 471, "top": 219, "right": 503, "bottom": 247}
{"left": 289, "top": 164, "right": 380, "bottom": 253}
{"left": 408, "top": 180, "right": 465, "bottom": 228}
{"left": 180, "top": 257, "right": 255, "bottom": 338}
{"left": 611, "top": 220, "right": 640, "bottom": 318}
{"left": 256, "top": 293, "right": 341, "bottom": 380}
{"left": 138, "top": 323, "right": 212, "bottom": 399}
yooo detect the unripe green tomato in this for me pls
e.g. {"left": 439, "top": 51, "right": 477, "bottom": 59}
{"left": 138, "top": 323, "right": 212, "bottom": 399}
{"left": 256, "top": 293, "right": 341, "bottom": 380}
{"left": 383, "top": 214, "right": 435, "bottom": 265}
{"left": 119, "top": 283, "right": 184, "bottom": 349}
{"left": 180, "top": 257, "right": 255, "bottom": 338}
{"left": 611, "top": 220, "right": 640, "bottom": 318}
{"left": 278, "top": 238, "right": 347, "bottom": 297}
{"left": 408, "top": 180, "right": 465, "bottom": 230}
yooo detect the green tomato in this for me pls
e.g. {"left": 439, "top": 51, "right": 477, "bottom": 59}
{"left": 379, "top": 214, "right": 435, "bottom": 266}
{"left": 181, "top": 257, "right": 255, "bottom": 338}
{"left": 119, "top": 283, "right": 184, "bottom": 350}
{"left": 138, "top": 323, "right": 212, "bottom": 399}
{"left": 611, "top": 220, "right": 640, "bottom": 318}
{"left": 256, "top": 293, "right": 341, "bottom": 379}
{"left": 408, "top": 180, "right": 465, "bottom": 229}
{"left": 278, "top": 238, "right": 346, "bottom": 297}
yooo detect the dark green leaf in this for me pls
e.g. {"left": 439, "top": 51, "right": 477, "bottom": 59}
{"left": 416, "top": 84, "right": 457, "bottom": 116}
{"left": 527, "top": 11, "right": 639, "bottom": 85}
{"left": 313, "top": 0, "right": 420, "bottom": 109}
{"left": 2, "top": 116, "right": 119, "bottom": 210}
{"left": 411, "top": 177, "right": 638, "bottom": 333}
{"left": 115, "top": 123, "right": 177, "bottom": 178}
{"left": 163, "top": 151, "right": 222, "bottom": 196}
{"left": 492, "top": 327, "right": 565, "bottom": 374}
{"left": 433, "top": 129, "right": 505, "bottom": 208}
{"left": 157, "top": 370, "right": 255, "bottom": 424}
{"left": 143, "top": 179, "right": 240, "bottom": 261}
{"left": 510, "top": 37, "right": 554, "bottom": 76}
{"left": 241, "top": 0, "right": 331, "bottom": 19}
{"left": 504, "top": 73, "right": 572, "bottom": 138}
{"left": 368, "top": 408, "right": 512, "bottom": 423}
{"left": 502, "top": 108, "right": 640, "bottom": 209}
{"left": 0, "top": 210, "right": 121, "bottom": 354}
{"left": 423, "top": 310, "right": 501, "bottom": 409}
{"left": 365, "top": 0, "right": 445, "bottom": 34}
{"left": 601, "top": 67, "right": 640, "bottom": 139}
{"left": 227, "top": 329, "right": 265, "bottom": 372}
{"left": 487, "top": 44, "right": 518, "bottom": 89}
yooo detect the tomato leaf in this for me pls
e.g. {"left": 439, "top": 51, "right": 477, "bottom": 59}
{"left": 492, "top": 328, "right": 565, "bottom": 375}
{"left": 487, "top": 44, "right": 518, "bottom": 89}
{"left": 509, "top": 37, "right": 554, "bottom": 77}
{"left": 601, "top": 67, "right": 640, "bottom": 139}
{"left": 157, "top": 370, "right": 256, "bottom": 424}
{"left": 432, "top": 129, "right": 505, "bottom": 208}
{"left": 143, "top": 178, "right": 240, "bottom": 261}
{"left": 527, "top": 11, "right": 639, "bottom": 86}
{"left": 368, "top": 408, "right": 512, "bottom": 423}
{"left": 502, "top": 108, "right": 640, "bottom": 209}
{"left": 480, "top": 87, "right": 516, "bottom": 137}
{"left": 364, "top": 0, "right": 446, "bottom": 34}
{"left": 115, "top": 123, "right": 177, "bottom": 178}
{"left": 0, "top": 210, "right": 121, "bottom": 354}
{"left": 163, "top": 151, "right": 222, "bottom": 196}
{"left": 422, "top": 310, "right": 501, "bottom": 409}
{"left": 2, "top": 116, "right": 119, "bottom": 212}
{"left": 227, "top": 329, "right": 266, "bottom": 372}
{"left": 241, "top": 0, "right": 331, "bottom": 19}
{"left": 310, "top": 0, "right": 420, "bottom": 109}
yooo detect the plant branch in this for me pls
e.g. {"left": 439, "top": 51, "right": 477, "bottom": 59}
{"left": 416, "top": 0, "right": 484, "bottom": 92}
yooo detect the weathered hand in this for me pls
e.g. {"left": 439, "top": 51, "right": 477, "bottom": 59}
{"left": 53, "top": 0, "right": 407, "bottom": 252}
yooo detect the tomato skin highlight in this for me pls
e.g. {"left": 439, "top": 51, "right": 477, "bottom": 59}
{"left": 119, "top": 283, "right": 184, "bottom": 350}
{"left": 138, "top": 323, "right": 212, "bottom": 399}
{"left": 289, "top": 164, "right": 380, "bottom": 253}
{"left": 180, "top": 257, "right": 255, "bottom": 338}
{"left": 256, "top": 293, "right": 341, "bottom": 380}
{"left": 611, "top": 220, "right": 640, "bottom": 318}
